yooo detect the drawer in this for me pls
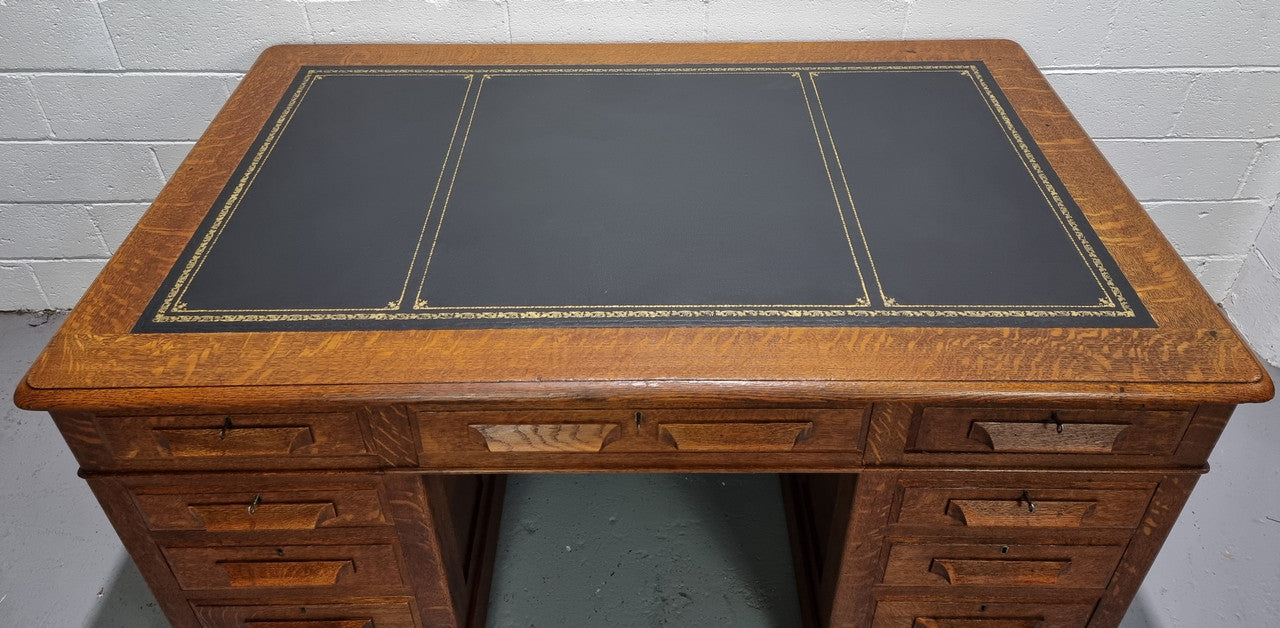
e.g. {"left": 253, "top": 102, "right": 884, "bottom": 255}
{"left": 872, "top": 600, "right": 1097, "bottom": 627}
{"left": 883, "top": 542, "right": 1124, "bottom": 589}
{"left": 417, "top": 407, "right": 867, "bottom": 455}
{"left": 193, "top": 600, "right": 418, "bottom": 628}
{"left": 96, "top": 413, "right": 375, "bottom": 469}
{"left": 128, "top": 482, "right": 390, "bottom": 532}
{"left": 895, "top": 486, "right": 1153, "bottom": 531}
{"left": 909, "top": 407, "right": 1192, "bottom": 456}
{"left": 163, "top": 544, "right": 405, "bottom": 592}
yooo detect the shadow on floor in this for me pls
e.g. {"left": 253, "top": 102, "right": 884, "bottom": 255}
{"left": 1117, "top": 589, "right": 1161, "bottom": 628}
{"left": 486, "top": 474, "right": 801, "bottom": 627}
{"left": 672, "top": 474, "right": 801, "bottom": 627}
{"left": 85, "top": 553, "right": 167, "bottom": 628}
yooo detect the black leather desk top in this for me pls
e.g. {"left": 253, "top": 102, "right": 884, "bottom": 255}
{"left": 137, "top": 63, "right": 1152, "bottom": 333}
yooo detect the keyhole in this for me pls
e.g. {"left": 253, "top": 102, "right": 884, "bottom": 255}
{"left": 634, "top": 412, "right": 643, "bottom": 430}
{"left": 275, "top": 547, "right": 284, "bottom": 557}
{"left": 1000, "top": 545, "right": 1009, "bottom": 554}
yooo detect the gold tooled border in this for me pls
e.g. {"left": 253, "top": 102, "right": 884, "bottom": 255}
{"left": 151, "top": 63, "right": 1137, "bottom": 325}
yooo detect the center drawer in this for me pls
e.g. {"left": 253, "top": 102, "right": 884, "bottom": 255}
{"left": 416, "top": 407, "right": 868, "bottom": 459}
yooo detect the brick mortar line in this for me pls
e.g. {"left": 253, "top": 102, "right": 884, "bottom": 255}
{"left": 1234, "top": 144, "right": 1267, "bottom": 198}
{"left": 0, "top": 201, "right": 151, "bottom": 207}
{"left": 1182, "top": 254, "right": 1250, "bottom": 261}
{"left": 20, "top": 262, "right": 53, "bottom": 309}
{"left": 1165, "top": 73, "right": 1201, "bottom": 137}
{"left": 0, "top": 140, "right": 196, "bottom": 145}
{"left": 0, "top": 71, "right": 245, "bottom": 78}
{"left": 1142, "top": 199, "right": 1271, "bottom": 205}
{"left": 1094, "top": 137, "right": 1280, "bottom": 143}
{"left": 81, "top": 206, "right": 112, "bottom": 256}
{"left": 91, "top": 0, "right": 124, "bottom": 71}
{"left": 0, "top": 200, "right": 156, "bottom": 205}
{"left": 0, "top": 257, "right": 111, "bottom": 264}
{"left": 1042, "top": 66, "right": 1280, "bottom": 73}
{"left": 20, "top": 76, "right": 55, "bottom": 139}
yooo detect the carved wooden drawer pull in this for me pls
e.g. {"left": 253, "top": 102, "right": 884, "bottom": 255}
{"left": 914, "top": 618, "right": 1043, "bottom": 628}
{"left": 658, "top": 422, "right": 813, "bottom": 451}
{"left": 247, "top": 621, "right": 373, "bottom": 628}
{"left": 928, "top": 558, "right": 1070, "bottom": 586}
{"left": 154, "top": 425, "right": 315, "bottom": 457}
{"left": 219, "top": 559, "right": 353, "bottom": 587}
{"left": 948, "top": 498, "right": 1096, "bottom": 527}
{"left": 967, "top": 421, "right": 1128, "bottom": 453}
{"left": 188, "top": 502, "right": 338, "bottom": 531}
{"left": 471, "top": 423, "right": 620, "bottom": 452}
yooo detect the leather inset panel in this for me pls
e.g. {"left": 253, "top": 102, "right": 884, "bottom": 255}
{"left": 144, "top": 72, "right": 469, "bottom": 318}
{"left": 137, "top": 63, "right": 1151, "bottom": 332}
{"left": 813, "top": 70, "right": 1125, "bottom": 309}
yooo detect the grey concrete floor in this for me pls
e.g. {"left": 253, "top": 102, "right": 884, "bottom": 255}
{"left": 1, "top": 311, "right": 1277, "bottom": 627}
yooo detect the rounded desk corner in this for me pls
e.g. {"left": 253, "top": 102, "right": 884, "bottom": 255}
{"left": 985, "top": 38, "right": 1031, "bottom": 57}
{"left": 257, "top": 43, "right": 309, "bottom": 64}
{"left": 1243, "top": 364, "right": 1276, "bottom": 403}
{"left": 12, "top": 377, "right": 46, "bottom": 411}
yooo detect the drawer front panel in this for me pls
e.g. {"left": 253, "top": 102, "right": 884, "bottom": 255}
{"left": 872, "top": 600, "right": 1096, "bottom": 627}
{"left": 97, "top": 413, "right": 372, "bottom": 468}
{"left": 470, "top": 421, "right": 621, "bottom": 452}
{"left": 193, "top": 601, "right": 418, "bottom": 628}
{"left": 417, "top": 407, "right": 867, "bottom": 456}
{"left": 883, "top": 543, "right": 1124, "bottom": 589}
{"left": 657, "top": 421, "right": 813, "bottom": 451}
{"left": 896, "top": 486, "right": 1153, "bottom": 531}
{"left": 131, "top": 485, "right": 389, "bottom": 532}
{"left": 910, "top": 408, "right": 1192, "bottom": 456}
{"left": 645, "top": 409, "right": 865, "bottom": 452}
{"left": 164, "top": 544, "right": 404, "bottom": 591}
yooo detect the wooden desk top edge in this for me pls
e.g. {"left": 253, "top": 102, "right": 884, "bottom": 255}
{"left": 16, "top": 40, "right": 1274, "bottom": 408}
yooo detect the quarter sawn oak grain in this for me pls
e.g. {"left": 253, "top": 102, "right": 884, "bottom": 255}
{"left": 13, "top": 41, "right": 1274, "bottom": 628}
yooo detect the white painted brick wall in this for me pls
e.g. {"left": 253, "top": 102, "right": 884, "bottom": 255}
{"left": 1225, "top": 206, "right": 1280, "bottom": 365}
{"left": 96, "top": 1, "right": 312, "bottom": 71}
{"left": 902, "top": 0, "right": 1118, "bottom": 67}
{"left": 0, "top": 142, "right": 165, "bottom": 202}
{"left": 310, "top": 0, "right": 508, "bottom": 43}
{"left": 1, "top": 0, "right": 1277, "bottom": 368}
{"left": 0, "top": 1, "right": 120, "bottom": 71}
{"left": 0, "top": 77, "right": 51, "bottom": 139}
{"left": 1095, "top": 139, "right": 1260, "bottom": 199}
{"left": 706, "top": 0, "right": 907, "bottom": 41}
{"left": 32, "top": 74, "right": 232, "bottom": 140}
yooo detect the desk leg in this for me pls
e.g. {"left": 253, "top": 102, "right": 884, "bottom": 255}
{"left": 784, "top": 473, "right": 894, "bottom": 628}
{"left": 1088, "top": 473, "right": 1199, "bottom": 628}
{"left": 385, "top": 473, "right": 506, "bottom": 628}
{"left": 84, "top": 474, "right": 203, "bottom": 628}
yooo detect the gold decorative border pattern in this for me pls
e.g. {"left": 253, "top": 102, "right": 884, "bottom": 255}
{"left": 149, "top": 63, "right": 1139, "bottom": 325}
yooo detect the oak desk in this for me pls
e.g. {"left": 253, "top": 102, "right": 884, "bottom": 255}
{"left": 15, "top": 41, "right": 1272, "bottom": 628}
